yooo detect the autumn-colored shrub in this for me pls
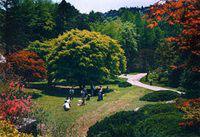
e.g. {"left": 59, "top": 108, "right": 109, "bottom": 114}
{"left": 7, "top": 50, "right": 47, "bottom": 82}
{"left": 0, "top": 83, "right": 32, "bottom": 125}
{"left": 0, "top": 120, "right": 33, "bottom": 137}
{"left": 178, "top": 98, "right": 200, "bottom": 133}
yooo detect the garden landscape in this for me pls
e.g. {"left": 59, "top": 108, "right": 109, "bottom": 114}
{"left": 0, "top": 0, "right": 199, "bottom": 137}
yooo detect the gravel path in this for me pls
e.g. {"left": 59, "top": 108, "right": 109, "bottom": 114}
{"left": 120, "top": 73, "right": 183, "bottom": 94}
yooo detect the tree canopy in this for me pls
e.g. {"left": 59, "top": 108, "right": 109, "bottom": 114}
{"left": 90, "top": 19, "right": 138, "bottom": 71}
{"left": 147, "top": 0, "right": 200, "bottom": 97}
{"left": 47, "top": 29, "right": 126, "bottom": 85}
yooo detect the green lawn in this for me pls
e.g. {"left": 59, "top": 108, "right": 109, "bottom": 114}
{"left": 26, "top": 84, "right": 153, "bottom": 137}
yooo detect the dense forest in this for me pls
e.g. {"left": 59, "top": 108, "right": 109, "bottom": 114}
{"left": 1, "top": 0, "right": 198, "bottom": 98}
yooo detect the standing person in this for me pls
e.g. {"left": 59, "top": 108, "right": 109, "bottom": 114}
{"left": 91, "top": 85, "right": 95, "bottom": 96}
{"left": 97, "top": 85, "right": 103, "bottom": 101}
{"left": 69, "top": 87, "right": 75, "bottom": 100}
{"left": 106, "top": 86, "right": 109, "bottom": 93}
{"left": 81, "top": 86, "right": 87, "bottom": 105}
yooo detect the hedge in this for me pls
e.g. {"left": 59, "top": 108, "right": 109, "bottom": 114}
{"left": 134, "top": 113, "right": 183, "bottom": 137}
{"left": 87, "top": 104, "right": 183, "bottom": 137}
{"left": 140, "top": 90, "right": 180, "bottom": 102}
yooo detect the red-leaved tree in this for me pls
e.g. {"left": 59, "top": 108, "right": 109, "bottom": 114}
{"left": 7, "top": 50, "right": 47, "bottom": 82}
{"left": 147, "top": 0, "right": 200, "bottom": 72}
{"left": 147, "top": 0, "right": 200, "bottom": 97}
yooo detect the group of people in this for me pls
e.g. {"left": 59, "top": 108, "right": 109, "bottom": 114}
{"left": 63, "top": 85, "right": 107, "bottom": 111}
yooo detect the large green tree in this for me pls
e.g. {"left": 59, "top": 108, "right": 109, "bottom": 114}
{"left": 55, "top": 0, "right": 79, "bottom": 34}
{"left": 0, "top": 0, "right": 55, "bottom": 53}
{"left": 120, "top": 22, "right": 138, "bottom": 71}
{"left": 134, "top": 14, "right": 165, "bottom": 72}
{"left": 88, "top": 11, "right": 104, "bottom": 23}
{"left": 47, "top": 29, "right": 126, "bottom": 85}
{"left": 90, "top": 19, "right": 138, "bottom": 71}
{"left": 90, "top": 18, "right": 122, "bottom": 41}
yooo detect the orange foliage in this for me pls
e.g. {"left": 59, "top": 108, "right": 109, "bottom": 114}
{"left": 7, "top": 50, "right": 47, "bottom": 81}
{"left": 147, "top": 0, "right": 200, "bottom": 72}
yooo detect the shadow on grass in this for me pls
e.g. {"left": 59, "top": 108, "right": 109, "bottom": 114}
{"left": 28, "top": 82, "right": 114, "bottom": 98}
{"left": 29, "top": 92, "right": 43, "bottom": 99}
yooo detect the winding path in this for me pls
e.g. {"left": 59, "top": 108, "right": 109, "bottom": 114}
{"left": 120, "top": 73, "right": 183, "bottom": 94}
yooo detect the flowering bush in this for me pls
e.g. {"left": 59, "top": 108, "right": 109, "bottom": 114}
{"left": 0, "top": 82, "right": 32, "bottom": 125}
{"left": 178, "top": 98, "right": 200, "bottom": 132}
{"left": 0, "top": 57, "right": 15, "bottom": 92}
{"left": 0, "top": 120, "right": 33, "bottom": 137}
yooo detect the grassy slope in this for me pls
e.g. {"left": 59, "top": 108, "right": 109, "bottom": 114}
{"left": 26, "top": 84, "right": 153, "bottom": 137}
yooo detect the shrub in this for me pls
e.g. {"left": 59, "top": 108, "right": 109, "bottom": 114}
{"left": 134, "top": 113, "right": 183, "bottom": 137}
{"left": 104, "top": 77, "right": 132, "bottom": 87}
{"left": 87, "top": 104, "right": 181, "bottom": 137}
{"left": 0, "top": 120, "right": 33, "bottom": 137}
{"left": 0, "top": 82, "right": 32, "bottom": 125}
{"left": 87, "top": 111, "right": 136, "bottom": 137}
{"left": 135, "top": 104, "right": 180, "bottom": 121}
{"left": 27, "top": 40, "right": 52, "bottom": 61}
{"left": 177, "top": 98, "right": 200, "bottom": 134}
{"left": 140, "top": 90, "right": 180, "bottom": 102}
{"left": 180, "top": 70, "right": 200, "bottom": 98}
{"left": 168, "top": 69, "right": 182, "bottom": 88}
{"left": 7, "top": 50, "right": 47, "bottom": 82}
{"left": 118, "top": 81, "right": 132, "bottom": 87}
{"left": 0, "top": 58, "right": 18, "bottom": 93}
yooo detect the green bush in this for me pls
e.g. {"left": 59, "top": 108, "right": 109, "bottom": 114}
{"left": 180, "top": 70, "right": 200, "bottom": 98}
{"left": 134, "top": 113, "right": 183, "bottom": 137}
{"left": 87, "top": 104, "right": 182, "bottom": 137}
{"left": 140, "top": 90, "right": 180, "bottom": 102}
{"left": 168, "top": 69, "right": 182, "bottom": 88}
{"left": 135, "top": 104, "right": 180, "bottom": 122}
{"left": 103, "top": 77, "right": 132, "bottom": 87}
{"left": 118, "top": 81, "right": 132, "bottom": 87}
{"left": 27, "top": 40, "right": 52, "bottom": 61}
{"left": 87, "top": 111, "right": 136, "bottom": 137}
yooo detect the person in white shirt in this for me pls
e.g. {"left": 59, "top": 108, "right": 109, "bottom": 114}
{"left": 63, "top": 98, "right": 71, "bottom": 111}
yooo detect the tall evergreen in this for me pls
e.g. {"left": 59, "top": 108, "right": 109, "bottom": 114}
{"left": 55, "top": 0, "right": 79, "bottom": 34}
{"left": 0, "top": 0, "right": 55, "bottom": 53}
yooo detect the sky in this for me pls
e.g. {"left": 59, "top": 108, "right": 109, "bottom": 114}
{"left": 53, "top": 0, "right": 159, "bottom": 13}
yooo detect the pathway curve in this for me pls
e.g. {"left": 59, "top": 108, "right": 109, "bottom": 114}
{"left": 120, "top": 73, "right": 183, "bottom": 94}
